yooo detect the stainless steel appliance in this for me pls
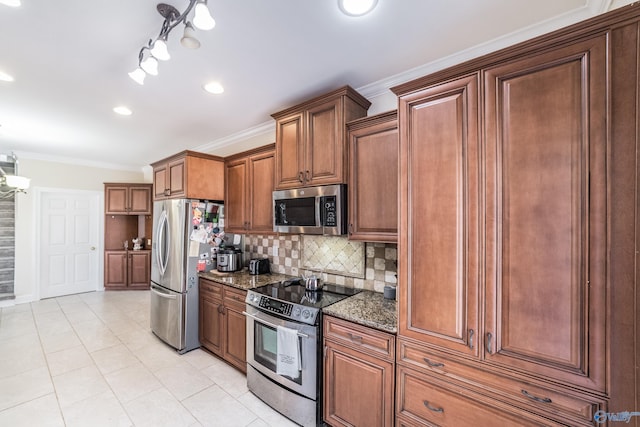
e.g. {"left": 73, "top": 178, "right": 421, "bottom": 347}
{"left": 150, "top": 199, "right": 223, "bottom": 354}
{"left": 245, "top": 280, "right": 360, "bottom": 427}
{"left": 248, "top": 258, "right": 270, "bottom": 275}
{"left": 217, "top": 247, "right": 242, "bottom": 272}
{"left": 273, "top": 184, "right": 347, "bottom": 235}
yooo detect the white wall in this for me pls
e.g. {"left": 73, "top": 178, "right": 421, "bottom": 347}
{"left": 13, "top": 158, "right": 147, "bottom": 303}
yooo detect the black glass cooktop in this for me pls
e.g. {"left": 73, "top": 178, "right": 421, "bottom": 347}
{"left": 251, "top": 279, "right": 361, "bottom": 309}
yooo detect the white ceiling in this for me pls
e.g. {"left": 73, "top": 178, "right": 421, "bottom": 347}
{"left": 0, "top": 0, "right": 629, "bottom": 170}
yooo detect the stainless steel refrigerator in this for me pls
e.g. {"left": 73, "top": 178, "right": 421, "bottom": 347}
{"left": 150, "top": 199, "right": 223, "bottom": 354}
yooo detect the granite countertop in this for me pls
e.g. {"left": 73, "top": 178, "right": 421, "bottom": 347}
{"left": 198, "top": 269, "right": 292, "bottom": 291}
{"left": 323, "top": 290, "right": 397, "bottom": 334}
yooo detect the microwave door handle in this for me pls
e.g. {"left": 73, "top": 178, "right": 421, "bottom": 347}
{"left": 316, "top": 196, "right": 323, "bottom": 228}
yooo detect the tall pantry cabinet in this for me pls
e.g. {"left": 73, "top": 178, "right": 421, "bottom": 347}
{"left": 394, "top": 5, "right": 639, "bottom": 426}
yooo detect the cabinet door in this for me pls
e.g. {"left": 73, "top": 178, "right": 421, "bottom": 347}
{"left": 483, "top": 36, "right": 607, "bottom": 391}
{"left": 275, "top": 112, "right": 305, "bottom": 189}
{"left": 128, "top": 251, "right": 150, "bottom": 288}
{"left": 129, "top": 186, "right": 152, "bottom": 215}
{"left": 153, "top": 165, "right": 168, "bottom": 200}
{"left": 247, "top": 150, "right": 275, "bottom": 234}
{"left": 348, "top": 113, "right": 398, "bottom": 242}
{"left": 306, "top": 97, "right": 343, "bottom": 186}
{"left": 224, "top": 158, "right": 247, "bottom": 232}
{"left": 324, "top": 340, "right": 394, "bottom": 427}
{"left": 200, "top": 292, "right": 223, "bottom": 356}
{"left": 398, "top": 74, "right": 480, "bottom": 357}
{"left": 167, "top": 158, "right": 186, "bottom": 198}
{"left": 104, "top": 251, "right": 127, "bottom": 288}
{"left": 105, "top": 186, "right": 128, "bottom": 214}
{"left": 223, "top": 297, "right": 247, "bottom": 373}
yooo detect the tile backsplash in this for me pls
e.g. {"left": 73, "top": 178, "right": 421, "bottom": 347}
{"left": 244, "top": 235, "right": 397, "bottom": 293}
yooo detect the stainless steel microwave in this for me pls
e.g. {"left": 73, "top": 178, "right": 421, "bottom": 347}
{"left": 273, "top": 184, "right": 347, "bottom": 235}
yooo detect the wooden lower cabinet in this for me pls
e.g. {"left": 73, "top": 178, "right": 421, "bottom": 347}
{"left": 323, "top": 316, "right": 395, "bottom": 427}
{"left": 396, "top": 366, "right": 561, "bottom": 427}
{"left": 104, "top": 250, "right": 150, "bottom": 289}
{"left": 396, "top": 338, "right": 606, "bottom": 427}
{"left": 222, "top": 287, "right": 247, "bottom": 372}
{"left": 198, "top": 278, "right": 247, "bottom": 373}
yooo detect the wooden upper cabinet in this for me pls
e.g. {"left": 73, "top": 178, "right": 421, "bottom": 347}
{"left": 105, "top": 184, "right": 152, "bottom": 215}
{"left": 225, "top": 158, "right": 247, "bottom": 232}
{"left": 272, "top": 86, "right": 370, "bottom": 190}
{"left": 224, "top": 145, "right": 275, "bottom": 234}
{"left": 398, "top": 74, "right": 481, "bottom": 358}
{"left": 483, "top": 34, "right": 608, "bottom": 392}
{"left": 347, "top": 111, "right": 398, "bottom": 243}
{"left": 151, "top": 151, "right": 224, "bottom": 201}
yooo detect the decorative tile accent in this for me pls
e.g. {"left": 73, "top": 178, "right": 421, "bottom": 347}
{"left": 244, "top": 235, "right": 396, "bottom": 293}
{"left": 301, "top": 236, "right": 364, "bottom": 278}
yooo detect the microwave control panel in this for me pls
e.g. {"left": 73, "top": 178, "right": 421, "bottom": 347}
{"left": 322, "top": 196, "right": 337, "bottom": 227}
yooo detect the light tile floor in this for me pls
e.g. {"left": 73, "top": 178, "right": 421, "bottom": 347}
{"left": 0, "top": 291, "right": 299, "bottom": 427}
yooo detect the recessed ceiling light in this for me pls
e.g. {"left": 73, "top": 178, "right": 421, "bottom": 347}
{"left": 0, "top": 70, "right": 14, "bottom": 82}
{"left": 338, "top": 0, "right": 378, "bottom": 17}
{"left": 203, "top": 81, "right": 224, "bottom": 94}
{"left": 0, "top": 0, "right": 21, "bottom": 7}
{"left": 113, "top": 106, "right": 133, "bottom": 116}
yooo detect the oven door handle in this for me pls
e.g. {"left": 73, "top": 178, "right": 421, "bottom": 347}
{"left": 242, "top": 311, "right": 310, "bottom": 339}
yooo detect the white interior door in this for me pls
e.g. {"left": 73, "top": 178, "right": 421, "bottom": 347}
{"left": 39, "top": 191, "right": 100, "bottom": 298}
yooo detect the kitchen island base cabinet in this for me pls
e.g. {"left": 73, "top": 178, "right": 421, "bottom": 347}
{"left": 198, "top": 278, "right": 247, "bottom": 373}
{"left": 323, "top": 316, "right": 395, "bottom": 427}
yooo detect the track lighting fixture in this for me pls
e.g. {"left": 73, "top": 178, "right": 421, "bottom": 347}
{"left": 129, "top": 1, "right": 215, "bottom": 85}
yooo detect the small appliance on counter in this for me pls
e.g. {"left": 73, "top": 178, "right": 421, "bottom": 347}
{"left": 248, "top": 258, "right": 270, "bottom": 275}
{"left": 217, "top": 247, "right": 243, "bottom": 272}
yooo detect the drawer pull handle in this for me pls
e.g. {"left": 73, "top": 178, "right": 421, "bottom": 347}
{"left": 348, "top": 333, "right": 363, "bottom": 342}
{"left": 521, "top": 389, "right": 552, "bottom": 404}
{"left": 298, "top": 171, "right": 304, "bottom": 183}
{"left": 423, "top": 400, "right": 444, "bottom": 413}
{"left": 423, "top": 358, "right": 444, "bottom": 368}
{"left": 468, "top": 329, "right": 475, "bottom": 350}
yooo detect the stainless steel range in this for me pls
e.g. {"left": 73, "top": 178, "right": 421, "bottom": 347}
{"left": 244, "top": 279, "right": 360, "bottom": 427}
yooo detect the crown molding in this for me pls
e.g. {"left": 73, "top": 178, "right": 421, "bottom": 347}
{"left": 188, "top": 0, "right": 623, "bottom": 153}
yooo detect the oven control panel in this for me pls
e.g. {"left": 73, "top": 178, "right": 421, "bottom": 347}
{"left": 258, "top": 296, "right": 293, "bottom": 316}
{"left": 246, "top": 292, "right": 320, "bottom": 325}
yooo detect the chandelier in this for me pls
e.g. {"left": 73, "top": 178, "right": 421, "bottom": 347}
{"left": 129, "top": 1, "right": 216, "bottom": 85}
{"left": 0, "top": 153, "right": 30, "bottom": 199}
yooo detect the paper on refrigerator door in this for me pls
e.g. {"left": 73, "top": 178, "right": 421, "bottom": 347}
{"left": 188, "top": 240, "right": 200, "bottom": 257}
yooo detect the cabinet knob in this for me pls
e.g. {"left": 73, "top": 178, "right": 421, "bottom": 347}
{"left": 298, "top": 172, "right": 304, "bottom": 183}
{"left": 305, "top": 170, "right": 310, "bottom": 182}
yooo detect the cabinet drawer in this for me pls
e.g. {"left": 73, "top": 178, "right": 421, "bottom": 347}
{"left": 324, "top": 316, "right": 395, "bottom": 360}
{"left": 199, "top": 279, "right": 222, "bottom": 298}
{"left": 224, "top": 288, "right": 247, "bottom": 311}
{"left": 398, "top": 339, "right": 605, "bottom": 426}
{"left": 397, "top": 366, "right": 561, "bottom": 427}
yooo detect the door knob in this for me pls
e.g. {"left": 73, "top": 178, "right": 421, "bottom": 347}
{"left": 90, "top": 246, "right": 96, "bottom": 251}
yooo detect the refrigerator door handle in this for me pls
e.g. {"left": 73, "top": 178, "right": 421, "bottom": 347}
{"left": 156, "top": 210, "right": 169, "bottom": 275}
{"left": 151, "top": 285, "right": 177, "bottom": 300}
